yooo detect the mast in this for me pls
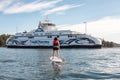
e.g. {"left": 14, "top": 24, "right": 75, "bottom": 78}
{"left": 45, "top": 15, "right": 49, "bottom": 22}
{"left": 38, "top": 21, "right": 41, "bottom": 28}
{"left": 84, "top": 22, "right": 87, "bottom": 34}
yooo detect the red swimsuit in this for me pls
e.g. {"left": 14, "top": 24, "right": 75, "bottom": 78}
{"left": 53, "top": 40, "right": 59, "bottom": 50}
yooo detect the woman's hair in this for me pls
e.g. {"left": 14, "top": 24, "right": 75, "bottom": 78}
{"left": 54, "top": 37, "right": 58, "bottom": 40}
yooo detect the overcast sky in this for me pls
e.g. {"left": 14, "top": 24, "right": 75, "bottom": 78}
{"left": 0, "top": 0, "right": 120, "bottom": 43}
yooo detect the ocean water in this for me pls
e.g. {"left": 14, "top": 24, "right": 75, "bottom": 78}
{"left": 0, "top": 47, "right": 120, "bottom": 80}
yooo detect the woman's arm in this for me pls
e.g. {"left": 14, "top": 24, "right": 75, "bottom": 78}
{"left": 58, "top": 41, "right": 60, "bottom": 48}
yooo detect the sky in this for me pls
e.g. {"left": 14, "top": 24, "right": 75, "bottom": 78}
{"left": 0, "top": 0, "right": 120, "bottom": 43}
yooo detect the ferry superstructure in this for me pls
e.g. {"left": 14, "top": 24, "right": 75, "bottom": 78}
{"left": 6, "top": 17, "right": 102, "bottom": 48}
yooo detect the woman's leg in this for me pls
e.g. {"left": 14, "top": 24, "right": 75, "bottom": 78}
{"left": 57, "top": 49, "right": 60, "bottom": 57}
{"left": 52, "top": 50, "right": 55, "bottom": 58}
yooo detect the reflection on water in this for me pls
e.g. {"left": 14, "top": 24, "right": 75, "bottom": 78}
{"left": 51, "top": 62, "right": 62, "bottom": 80}
{"left": 0, "top": 48, "right": 120, "bottom": 80}
{"left": 52, "top": 62, "right": 62, "bottom": 73}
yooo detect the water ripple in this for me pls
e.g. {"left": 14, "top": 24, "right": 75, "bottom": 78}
{"left": 60, "top": 72, "right": 120, "bottom": 79}
{"left": 0, "top": 59, "right": 17, "bottom": 63}
{"left": 0, "top": 75, "right": 26, "bottom": 80}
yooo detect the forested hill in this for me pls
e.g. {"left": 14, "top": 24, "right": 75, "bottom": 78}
{"left": 0, "top": 34, "right": 10, "bottom": 47}
{"left": 102, "top": 40, "right": 120, "bottom": 47}
{"left": 0, "top": 34, "right": 119, "bottom": 47}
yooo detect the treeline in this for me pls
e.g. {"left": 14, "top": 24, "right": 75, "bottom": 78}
{"left": 102, "top": 39, "right": 119, "bottom": 47}
{"left": 0, "top": 34, "right": 10, "bottom": 47}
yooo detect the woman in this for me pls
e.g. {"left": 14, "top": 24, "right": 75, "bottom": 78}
{"left": 52, "top": 37, "right": 60, "bottom": 58}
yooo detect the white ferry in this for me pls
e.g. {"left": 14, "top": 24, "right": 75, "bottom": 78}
{"left": 6, "top": 17, "right": 102, "bottom": 48}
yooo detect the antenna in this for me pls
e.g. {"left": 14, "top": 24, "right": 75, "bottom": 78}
{"left": 84, "top": 22, "right": 87, "bottom": 34}
{"left": 45, "top": 15, "right": 49, "bottom": 21}
{"left": 38, "top": 21, "right": 41, "bottom": 28}
{"left": 16, "top": 27, "right": 18, "bottom": 33}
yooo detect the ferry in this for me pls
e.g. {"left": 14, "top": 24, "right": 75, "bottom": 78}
{"left": 6, "top": 17, "right": 102, "bottom": 48}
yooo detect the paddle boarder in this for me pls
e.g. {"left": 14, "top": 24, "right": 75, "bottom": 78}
{"left": 52, "top": 37, "right": 60, "bottom": 59}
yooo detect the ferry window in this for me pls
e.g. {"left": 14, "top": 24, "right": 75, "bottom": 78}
{"left": 28, "top": 36, "right": 34, "bottom": 38}
{"left": 57, "top": 35, "right": 59, "bottom": 38}
{"left": 47, "top": 36, "right": 52, "bottom": 38}
{"left": 35, "top": 34, "right": 38, "bottom": 36}
{"left": 41, "top": 33, "right": 43, "bottom": 35}
{"left": 46, "top": 33, "right": 52, "bottom": 35}
{"left": 48, "top": 24, "right": 52, "bottom": 26}
{"left": 75, "top": 35, "right": 77, "bottom": 38}
{"left": 68, "top": 35, "right": 69, "bottom": 37}
{"left": 68, "top": 35, "right": 72, "bottom": 37}
{"left": 48, "top": 24, "right": 55, "bottom": 26}
{"left": 14, "top": 37, "right": 18, "bottom": 39}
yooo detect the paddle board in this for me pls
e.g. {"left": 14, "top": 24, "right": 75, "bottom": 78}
{"left": 50, "top": 56, "right": 62, "bottom": 63}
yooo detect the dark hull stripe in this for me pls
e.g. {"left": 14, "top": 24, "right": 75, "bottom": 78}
{"left": 7, "top": 45, "right": 102, "bottom": 48}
